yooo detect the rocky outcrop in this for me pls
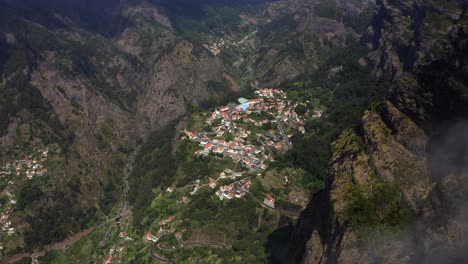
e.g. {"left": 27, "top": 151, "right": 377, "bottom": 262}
{"left": 117, "top": 3, "right": 234, "bottom": 129}
{"left": 284, "top": 25, "right": 468, "bottom": 264}
{"left": 362, "top": 0, "right": 467, "bottom": 77}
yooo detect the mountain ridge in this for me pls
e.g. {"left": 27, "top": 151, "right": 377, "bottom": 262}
{"left": 281, "top": 24, "right": 468, "bottom": 264}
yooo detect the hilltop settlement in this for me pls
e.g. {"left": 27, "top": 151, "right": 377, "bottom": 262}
{"left": 184, "top": 88, "right": 313, "bottom": 171}
{"left": 140, "top": 88, "right": 319, "bottom": 249}
{"left": 180, "top": 88, "right": 321, "bottom": 203}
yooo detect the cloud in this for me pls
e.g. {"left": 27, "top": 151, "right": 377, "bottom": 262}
{"left": 428, "top": 120, "right": 468, "bottom": 179}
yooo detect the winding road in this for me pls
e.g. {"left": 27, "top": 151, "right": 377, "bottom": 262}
{"left": 151, "top": 243, "right": 177, "bottom": 264}
{"left": 150, "top": 234, "right": 227, "bottom": 264}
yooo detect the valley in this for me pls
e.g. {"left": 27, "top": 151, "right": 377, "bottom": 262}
{"left": 30, "top": 87, "right": 320, "bottom": 263}
{"left": 0, "top": 0, "right": 467, "bottom": 263}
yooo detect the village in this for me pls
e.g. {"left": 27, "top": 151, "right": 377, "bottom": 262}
{"left": 202, "top": 31, "right": 255, "bottom": 56}
{"left": 100, "top": 88, "right": 322, "bottom": 264}
{"left": 180, "top": 88, "right": 323, "bottom": 207}
{"left": 137, "top": 88, "right": 321, "bottom": 251}
{"left": 0, "top": 148, "right": 50, "bottom": 251}
{"left": 176, "top": 88, "right": 317, "bottom": 212}
{"left": 183, "top": 88, "right": 313, "bottom": 172}
{"left": 0, "top": 88, "right": 319, "bottom": 263}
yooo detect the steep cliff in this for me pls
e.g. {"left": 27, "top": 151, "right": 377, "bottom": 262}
{"left": 362, "top": 0, "right": 467, "bottom": 77}
{"left": 286, "top": 25, "right": 468, "bottom": 264}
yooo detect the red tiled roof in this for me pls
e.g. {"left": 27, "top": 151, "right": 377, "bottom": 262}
{"left": 205, "top": 143, "right": 213, "bottom": 149}
{"left": 185, "top": 131, "right": 196, "bottom": 138}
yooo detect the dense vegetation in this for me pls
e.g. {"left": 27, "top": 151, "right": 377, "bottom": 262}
{"left": 273, "top": 43, "right": 390, "bottom": 189}
{"left": 313, "top": 1, "right": 375, "bottom": 33}
{"left": 0, "top": 20, "right": 134, "bottom": 252}
{"left": 344, "top": 182, "right": 412, "bottom": 228}
{"left": 163, "top": 0, "right": 274, "bottom": 38}
{"left": 129, "top": 124, "right": 178, "bottom": 232}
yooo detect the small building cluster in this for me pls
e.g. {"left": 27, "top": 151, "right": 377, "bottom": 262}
{"left": 102, "top": 243, "right": 128, "bottom": 264}
{"left": 215, "top": 179, "right": 251, "bottom": 200}
{"left": 0, "top": 148, "right": 49, "bottom": 181}
{"left": 103, "top": 230, "right": 134, "bottom": 263}
{"left": 119, "top": 232, "right": 133, "bottom": 241}
{"left": 218, "top": 168, "right": 245, "bottom": 180}
{"left": 159, "top": 215, "right": 174, "bottom": 226}
{"left": 146, "top": 214, "right": 178, "bottom": 243}
{"left": 146, "top": 231, "right": 159, "bottom": 243}
{"left": 146, "top": 215, "right": 188, "bottom": 244}
{"left": 203, "top": 34, "right": 252, "bottom": 56}
{"left": 1, "top": 212, "right": 14, "bottom": 235}
{"left": 0, "top": 148, "right": 50, "bottom": 238}
{"left": 0, "top": 189, "right": 16, "bottom": 236}
{"left": 263, "top": 194, "right": 276, "bottom": 208}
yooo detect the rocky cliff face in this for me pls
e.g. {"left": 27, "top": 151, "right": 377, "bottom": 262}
{"left": 286, "top": 25, "right": 468, "bottom": 264}
{"left": 118, "top": 3, "right": 232, "bottom": 129}
{"left": 362, "top": 0, "right": 467, "bottom": 77}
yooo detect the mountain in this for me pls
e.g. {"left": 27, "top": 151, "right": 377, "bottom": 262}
{"left": 0, "top": 0, "right": 127, "bottom": 35}
{"left": 276, "top": 3, "right": 468, "bottom": 263}
{"left": 0, "top": 0, "right": 238, "bottom": 254}
{"left": 0, "top": 0, "right": 467, "bottom": 263}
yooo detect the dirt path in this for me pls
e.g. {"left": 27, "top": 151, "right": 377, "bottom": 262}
{"left": 151, "top": 238, "right": 227, "bottom": 264}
